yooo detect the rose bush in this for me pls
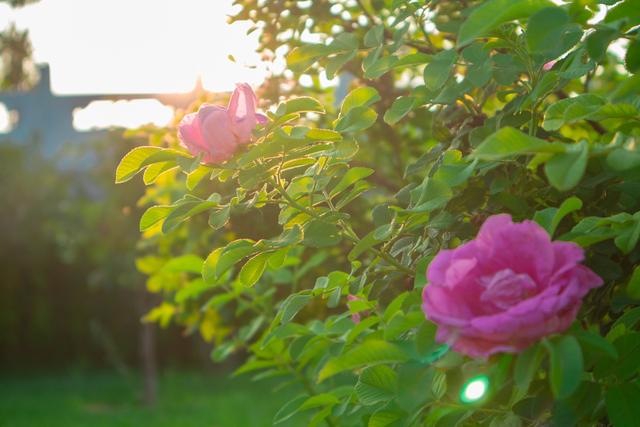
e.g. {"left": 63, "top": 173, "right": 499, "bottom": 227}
{"left": 116, "top": 0, "right": 640, "bottom": 425}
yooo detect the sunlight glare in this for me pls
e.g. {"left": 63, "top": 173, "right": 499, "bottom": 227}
{"left": 5, "top": 0, "right": 266, "bottom": 94}
{"left": 73, "top": 100, "right": 174, "bottom": 131}
{"left": 0, "top": 103, "right": 14, "bottom": 133}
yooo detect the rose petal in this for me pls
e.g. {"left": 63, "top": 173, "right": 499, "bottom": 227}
{"left": 421, "top": 214, "right": 604, "bottom": 357}
{"left": 199, "top": 108, "right": 238, "bottom": 163}
{"left": 228, "top": 83, "right": 259, "bottom": 144}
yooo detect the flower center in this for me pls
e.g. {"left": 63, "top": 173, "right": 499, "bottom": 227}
{"left": 479, "top": 269, "right": 538, "bottom": 310}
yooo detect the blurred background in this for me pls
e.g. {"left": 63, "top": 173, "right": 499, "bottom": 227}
{"left": 0, "top": 1, "right": 293, "bottom": 425}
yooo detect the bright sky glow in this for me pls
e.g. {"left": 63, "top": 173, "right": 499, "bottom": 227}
{"left": 0, "top": 0, "right": 267, "bottom": 130}
{"left": 73, "top": 99, "right": 175, "bottom": 131}
{"left": 1, "top": 0, "right": 266, "bottom": 94}
{"left": 0, "top": 103, "right": 11, "bottom": 133}
{"left": 460, "top": 375, "right": 489, "bottom": 403}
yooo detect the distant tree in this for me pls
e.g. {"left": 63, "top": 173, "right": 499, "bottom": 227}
{"left": 0, "top": 1, "right": 38, "bottom": 90}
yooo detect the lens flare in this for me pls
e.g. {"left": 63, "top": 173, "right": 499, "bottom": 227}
{"left": 460, "top": 375, "right": 489, "bottom": 403}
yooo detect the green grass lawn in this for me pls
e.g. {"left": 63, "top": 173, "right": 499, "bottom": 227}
{"left": 0, "top": 370, "right": 304, "bottom": 427}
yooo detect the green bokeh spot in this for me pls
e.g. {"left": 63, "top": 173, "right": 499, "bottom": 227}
{"left": 460, "top": 375, "right": 489, "bottom": 403}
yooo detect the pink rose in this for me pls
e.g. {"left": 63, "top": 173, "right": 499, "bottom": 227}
{"left": 421, "top": 214, "right": 603, "bottom": 357}
{"left": 178, "top": 83, "right": 267, "bottom": 164}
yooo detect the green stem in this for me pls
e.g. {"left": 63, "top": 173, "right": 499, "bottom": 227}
{"left": 271, "top": 178, "right": 414, "bottom": 277}
{"left": 323, "top": 191, "right": 415, "bottom": 277}
{"left": 271, "top": 178, "right": 320, "bottom": 219}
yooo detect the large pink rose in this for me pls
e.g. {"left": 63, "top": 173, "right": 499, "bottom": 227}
{"left": 178, "top": 83, "right": 267, "bottom": 164}
{"left": 421, "top": 214, "right": 603, "bottom": 357}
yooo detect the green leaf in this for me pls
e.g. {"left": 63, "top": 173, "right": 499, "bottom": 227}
{"left": 115, "top": 146, "right": 190, "bottom": 183}
{"left": 297, "top": 393, "right": 340, "bottom": 412}
{"left": 626, "top": 38, "right": 640, "bottom": 74}
{"left": 306, "top": 128, "right": 342, "bottom": 141}
{"left": 202, "top": 247, "right": 223, "bottom": 284}
{"left": 574, "top": 330, "right": 618, "bottom": 360}
{"left": 287, "top": 44, "right": 335, "bottom": 72}
{"left": 267, "top": 248, "right": 288, "bottom": 269}
{"left": 346, "top": 316, "right": 381, "bottom": 345}
{"left": 467, "top": 61, "right": 493, "bottom": 87}
{"left": 303, "top": 220, "right": 342, "bottom": 248}
{"left": 279, "top": 97, "right": 325, "bottom": 115}
{"left": 330, "top": 167, "right": 374, "bottom": 197}
{"left": 208, "top": 206, "right": 231, "bottom": 230}
{"left": 409, "top": 177, "right": 453, "bottom": 212}
{"left": 260, "top": 225, "right": 303, "bottom": 249}
{"left": 433, "top": 151, "right": 477, "bottom": 187}
{"left": 384, "top": 312, "right": 424, "bottom": 341}
{"left": 364, "top": 55, "right": 400, "bottom": 80}
{"left": 613, "top": 307, "right": 640, "bottom": 330}
{"left": 614, "top": 218, "right": 640, "bottom": 254}
{"left": 186, "top": 165, "right": 213, "bottom": 190}
{"left": 533, "top": 196, "right": 583, "bottom": 237}
{"left": 280, "top": 293, "right": 312, "bottom": 324}
{"left": 143, "top": 161, "right": 177, "bottom": 185}
{"left": 348, "top": 228, "right": 383, "bottom": 262}
{"left": 175, "top": 278, "right": 214, "bottom": 303}
{"left": 355, "top": 365, "right": 398, "bottom": 406}
{"left": 368, "top": 411, "right": 402, "bottom": 427}
{"left": 215, "top": 239, "right": 258, "bottom": 278}
{"left": 601, "top": 333, "right": 640, "bottom": 379}
{"left": 383, "top": 96, "right": 416, "bottom": 125}
{"left": 364, "top": 24, "right": 385, "bottom": 47}
{"left": 415, "top": 322, "right": 437, "bottom": 359}
{"left": 514, "top": 344, "right": 543, "bottom": 391}
{"left": 606, "top": 148, "right": 640, "bottom": 171}
{"left": 239, "top": 252, "right": 271, "bottom": 287}
{"left": 339, "top": 87, "right": 381, "bottom": 118}
{"left": 586, "top": 26, "right": 618, "bottom": 62}
{"left": 605, "top": 382, "right": 640, "bottom": 427}
{"left": 526, "top": 7, "right": 570, "bottom": 56}
{"left": 336, "top": 181, "right": 371, "bottom": 210}
{"left": 423, "top": 49, "right": 456, "bottom": 91}
{"left": 318, "top": 340, "right": 409, "bottom": 382}
{"left": 490, "top": 414, "right": 522, "bottom": 427}
{"left": 273, "top": 395, "right": 307, "bottom": 424}
{"left": 590, "top": 103, "right": 640, "bottom": 122}
{"left": 414, "top": 257, "right": 431, "bottom": 289}
{"left": 116, "top": 146, "right": 161, "bottom": 183}
{"left": 627, "top": 266, "right": 640, "bottom": 299}
{"left": 330, "top": 32, "right": 359, "bottom": 51}
{"left": 527, "top": 71, "right": 560, "bottom": 105}
{"left": 326, "top": 51, "right": 357, "bottom": 79}
{"left": 604, "top": 0, "right": 640, "bottom": 31}
{"left": 334, "top": 106, "right": 378, "bottom": 133}
{"left": 458, "top": 0, "right": 554, "bottom": 47}
{"left": 139, "top": 205, "right": 174, "bottom": 231}
{"left": 545, "top": 335, "right": 583, "bottom": 399}
{"left": 472, "top": 127, "right": 566, "bottom": 160}
{"left": 542, "top": 94, "right": 605, "bottom": 131}
{"left": 544, "top": 141, "right": 589, "bottom": 191}
{"left": 161, "top": 254, "right": 204, "bottom": 274}
{"left": 383, "top": 293, "right": 409, "bottom": 323}
{"left": 162, "top": 199, "right": 220, "bottom": 233}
